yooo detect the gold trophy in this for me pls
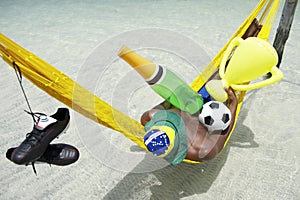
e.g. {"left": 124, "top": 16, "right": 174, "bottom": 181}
{"left": 205, "top": 37, "right": 284, "bottom": 102}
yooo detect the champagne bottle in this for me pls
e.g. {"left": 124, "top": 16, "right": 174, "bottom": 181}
{"left": 118, "top": 46, "right": 203, "bottom": 115}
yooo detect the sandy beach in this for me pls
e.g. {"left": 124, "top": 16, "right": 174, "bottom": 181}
{"left": 0, "top": 1, "right": 299, "bottom": 199}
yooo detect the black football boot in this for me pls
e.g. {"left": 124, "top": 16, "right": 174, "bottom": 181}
{"left": 10, "top": 108, "right": 70, "bottom": 165}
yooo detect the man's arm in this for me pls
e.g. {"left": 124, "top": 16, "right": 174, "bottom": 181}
{"left": 198, "top": 88, "right": 238, "bottom": 161}
{"left": 140, "top": 101, "right": 173, "bottom": 126}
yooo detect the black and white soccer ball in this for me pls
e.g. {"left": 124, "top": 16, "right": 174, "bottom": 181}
{"left": 198, "top": 101, "right": 231, "bottom": 133}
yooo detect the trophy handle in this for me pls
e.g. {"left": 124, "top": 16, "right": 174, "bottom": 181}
{"left": 219, "top": 37, "right": 244, "bottom": 78}
{"left": 231, "top": 66, "right": 284, "bottom": 91}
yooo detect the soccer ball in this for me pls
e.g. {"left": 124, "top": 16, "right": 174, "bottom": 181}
{"left": 198, "top": 101, "right": 231, "bottom": 133}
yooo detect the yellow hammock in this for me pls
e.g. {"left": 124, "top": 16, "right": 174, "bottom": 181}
{"left": 0, "top": 0, "right": 281, "bottom": 164}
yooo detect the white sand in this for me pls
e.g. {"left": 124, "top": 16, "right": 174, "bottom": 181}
{"left": 0, "top": 1, "right": 299, "bottom": 199}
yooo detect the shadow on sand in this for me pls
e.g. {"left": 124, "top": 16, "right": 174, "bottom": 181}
{"left": 103, "top": 107, "right": 259, "bottom": 200}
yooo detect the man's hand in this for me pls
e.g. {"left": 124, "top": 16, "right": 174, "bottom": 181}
{"left": 196, "top": 87, "right": 238, "bottom": 161}
{"left": 224, "top": 87, "right": 238, "bottom": 119}
{"left": 225, "top": 87, "right": 237, "bottom": 105}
